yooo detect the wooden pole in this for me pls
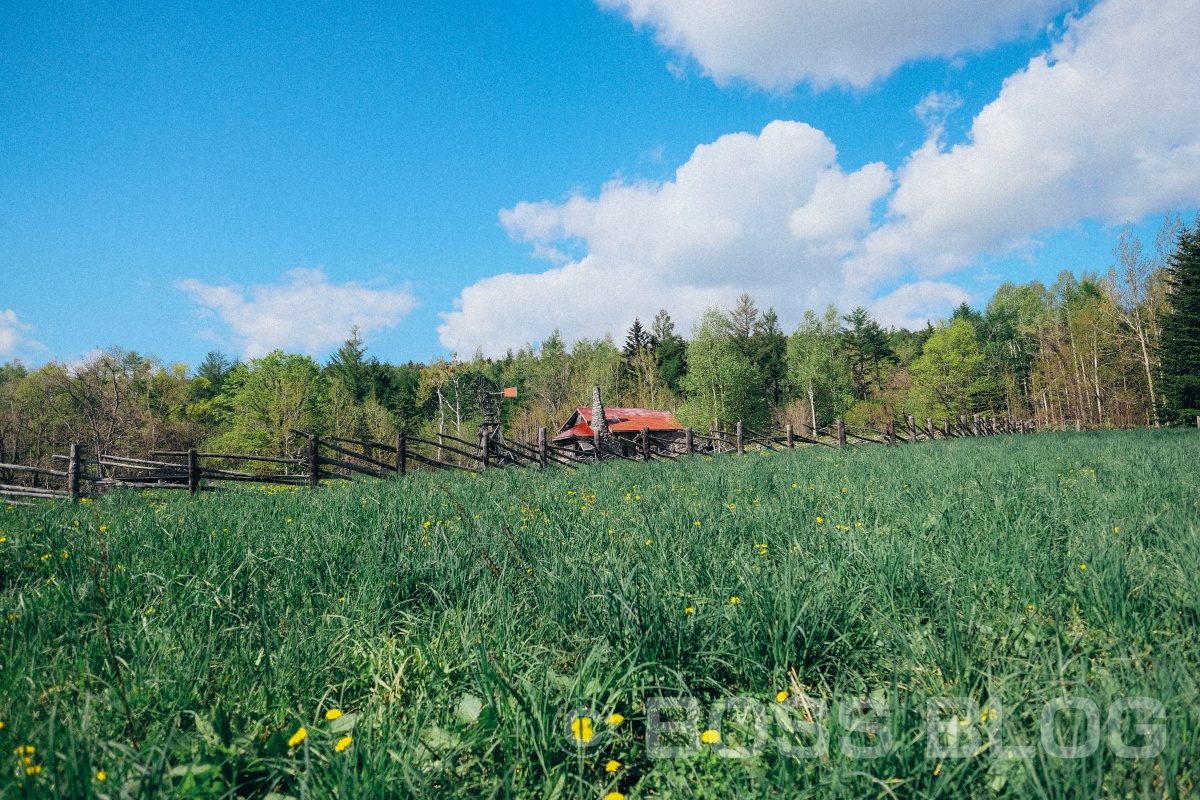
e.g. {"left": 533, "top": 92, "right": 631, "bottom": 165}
{"left": 786, "top": 424, "right": 794, "bottom": 448}
{"left": 736, "top": 422, "right": 744, "bottom": 456}
{"left": 67, "top": 443, "right": 80, "bottom": 502}
{"left": 479, "top": 427, "right": 489, "bottom": 471}
{"left": 395, "top": 432, "right": 406, "bottom": 475}
{"left": 307, "top": 435, "right": 319, "bottom": 488}
{"left": 944, "top": 418, "right": 952, "bottom": 438}
{"left": 837, "top": 419, "right": 846, "bottom": 448}
{"left": 538, "top": 428, "right": 547, "bottom": 469}
{"left": 887, "top": 419, "right": 897, "bottom": 446}
{"left": 972, "top": 414, "right": 980, "bottom": 437}
{"left": 187, "top": 448, "right": 199, "bottom": 495}
{"left": 641, "top": 427, "right": 651, "bottom": 461}
{"left": 685, "top": 427, "right": 693, "bottom": 455}
{"left": 907, "top": 415, "right": 916, "bottom": 443}
{"left": 1075, "top": 418, "right": 1081, "bottom": 432}
{"left": 926, "top": 418, "right": 934, "bottom": 440}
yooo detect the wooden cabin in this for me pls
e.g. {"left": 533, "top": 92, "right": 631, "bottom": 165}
{"left": 553, "top": 407, "right": 686, "bottom": 455}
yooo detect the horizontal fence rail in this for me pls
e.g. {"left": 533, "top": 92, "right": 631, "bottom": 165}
{"left": 0, "top": 411, "right": 1130, "bottom": 503}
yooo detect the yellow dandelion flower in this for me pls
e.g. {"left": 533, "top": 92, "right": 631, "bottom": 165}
{"left": 288, "top": 727, "right": 307, "bottom": 747}
{"left": 335, "top": 735, "right": 353, "bottom": 752}
{"left": 776, "top": 691, "right": 788, "bottom": 702}
{"left": 605, "top": 759, "right": 620, "bottom": 773}
{"left": 325, "top": 708, "right": 343, "bottom": 720}
{"left": 1080, "top": 564, "right": 1087, "bottom": 570}
{"left": 701, "top": 729, "right": 721, "bottom": 744}
{"left": 685, "top": 607, "right": 694, "bottom": 613}
{"left": 608, "top": 713, "right": 624, "bottom": 725}
{"left": 694, "top": 521, "right": 700, "bottom": 526}
{"left": 96, "top": 770, "right": 107, "bottom": 781}
{"left": 605, "top": 793, "right": 624, "bottom": 800}
{"left": 728, "top": 503, "right": 735, "bottom": 509}
{"left": 571, "top": 716, "right": 594, "bottom": 742}
{"left": 25, "top": 765, "right": 41, "bottom": 775}
{"left": 816, "top": 517, "right": 824, "bottom": 524}
{"left": 729, "top": 596, "right": 740, "bottom": 604}
{"left": 99, "top": 526, "right": 107, "bottom": 532}
{"left": 645, "top": 539, "right": 652, "bottom": 545}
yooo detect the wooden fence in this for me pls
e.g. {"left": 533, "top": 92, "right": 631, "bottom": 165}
{"left": 0, "top": 413, "right": 1192, "bottom": 504}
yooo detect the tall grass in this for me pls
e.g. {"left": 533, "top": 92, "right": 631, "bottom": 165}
{"left": 1, "top": 430, "right": 1197, "bottom": 797}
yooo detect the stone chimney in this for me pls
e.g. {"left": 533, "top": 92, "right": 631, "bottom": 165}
{"left": 591, "top": 385, "right": 612, "bottom": 439}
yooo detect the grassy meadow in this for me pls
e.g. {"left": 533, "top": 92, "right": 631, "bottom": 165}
{"left": 2, "top": 429, "right": 1199, "bottom": 798}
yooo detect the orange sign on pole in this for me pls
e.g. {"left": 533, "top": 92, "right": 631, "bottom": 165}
{"left": 503, "top": 387, "right": 518, "bottom": 398}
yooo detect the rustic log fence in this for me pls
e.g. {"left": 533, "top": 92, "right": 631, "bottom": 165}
{"left": 2, "top": 411, "right": 1183, "bottom": 504}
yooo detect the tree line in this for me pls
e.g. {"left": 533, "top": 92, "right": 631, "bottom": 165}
{"left": 2, "top": 216, "right": 1197, "bottom": 468}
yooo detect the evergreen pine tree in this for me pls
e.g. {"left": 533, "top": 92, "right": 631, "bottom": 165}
{"left": 751, "top": 308, "right": 787, "bottom": 407}
{"left": 623, "top": 318, "right": 650, "bottom": 357}
{"left": 1160, "top": 221, "right": 1200, "bottom": 420}
{"left": 326, "top": 327, "right": 369, "bottom": 402}
{"left": 729, "top": 293, "right": 759, "bottom": 355}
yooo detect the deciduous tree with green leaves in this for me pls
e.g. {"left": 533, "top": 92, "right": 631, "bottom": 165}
{"left": 678, "top": 308, "right": 767, "bottom": 432}
{"left": 908, "top": 318, "right": 994, "bottom": 419}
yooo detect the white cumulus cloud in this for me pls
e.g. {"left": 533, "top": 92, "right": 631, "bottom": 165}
{"left": 0, "top": 310, "right": 37, "bottom": 358}
{"left": 439, "top": 121, "right": 892, "bottom": 356}
{"left": 178, "top": 268, "right": 417, "bottom": 359}
{"left": 443, "top": 0, "right": 1200, "bottom": 356}
{"left": 854, "top": 0, "right": 1200, "bottom": 284}
{"left": 598, "top": 0, "right": 1066, "bottom": 90}
{"left": 872, "top": 282, "right": 973, "bottom": 330}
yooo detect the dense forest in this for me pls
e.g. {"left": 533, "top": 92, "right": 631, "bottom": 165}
{"left": 2, "top": 216, "right": 1198, "bottom": 468}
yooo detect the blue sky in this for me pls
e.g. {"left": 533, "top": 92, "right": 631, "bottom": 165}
{"left": 2, "top": 0, "right": 1197, "bottom": 367}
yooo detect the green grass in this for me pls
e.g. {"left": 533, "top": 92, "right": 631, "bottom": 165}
{"left": 2, "top": 429, "right": 1198, "bottom": 798}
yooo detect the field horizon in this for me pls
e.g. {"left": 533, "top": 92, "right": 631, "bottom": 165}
{"left": 2, "top": 429, "right": 1198, "bottom": 798}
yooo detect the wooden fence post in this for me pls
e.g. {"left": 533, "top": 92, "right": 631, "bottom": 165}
{"left": 926, "top": 418, "right": 934, "bottom": 440}
{"left": 67, "top": 443, "right": 81, "bottom": 502}
{"left": 786, "top": 424, "right": 794, "bottom": 449}
{"left": 479, "top": 428, "right": 489, "bottom": 471}
{"left": 907, "top": 415, "right": 916, "bottom": 443}
{"left": 187, "top": 448, "right": 199, "bottom": 495}
{"left": 972, "top": 414, "right": 980, "bottom": 437}
{"left": 641, "top": 427, "right": 651, "bottom": 462}
{"left": 887, "top": 419, "right": 896, "bottom": 446}
{"left": 538, "top": 428, "right": 547, "bottom": 469}
{"left": 1075, "top": 418, "right": 1081, "bottom": 432}
{"left": 944, "top": 418, "right": 951, "bottom": 438}
{"left": 685, "top": 427, "right": 694, "bottom": 455}
{"left": 837, "top": 419, "right": 846, "bottom": 448}
{"left": 307, "top": 435, "right": 319, "bottom": 488}
{"left": 736, "top": 422, "right": 744, "bottom": 456}
{"left": 396, "top": 432, "right": 406, "bottom": 475}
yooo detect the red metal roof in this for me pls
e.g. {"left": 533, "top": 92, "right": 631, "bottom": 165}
{"left": 553, "top": 407, "right": 684, "bottom": 441}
